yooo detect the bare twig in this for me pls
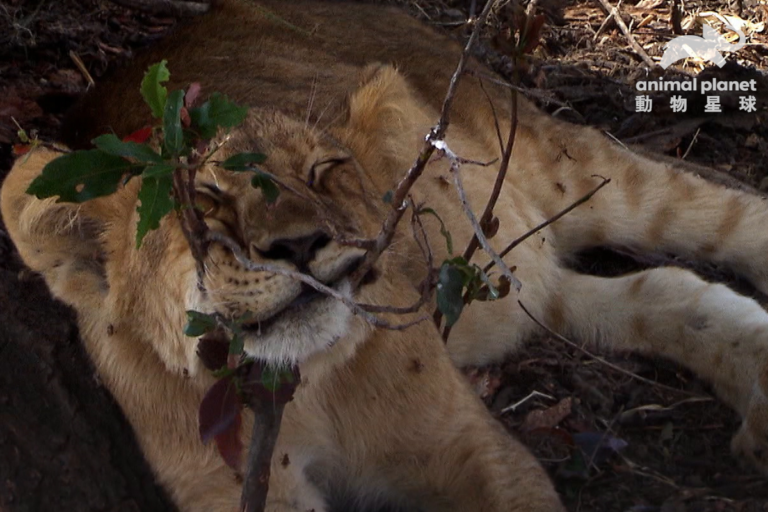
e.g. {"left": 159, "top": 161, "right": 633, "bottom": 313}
{"left": 69, "top": 51, "right": 94, "bottom": 88}
{"left": 485, "top": 177, "right": 611, "bottom": 273}
{"left": 239, "top": 401, "right": 285, "bottom": 512}
{"left": 107, "top": 0, "right": 210, "bottom": 16}
{"left": 442, "top": 142, "right": 522, "bottom": 292}
{"left": 349, "top": 0, "right": 500, "bottom": 289}
{"left": 680, "top": 127, "right": 701, "bottom": 160}
{"left": 173, "top": 169, "right": 210, "bottom": 284}
{"left": 593, "top": 0, "right": 655, "bottom": 67}
{"left": 460, "top": 88, "right": 518, "bottom": 264}
{"left": 517, "top": 300, "right": 706, "bottom": 397}
{"left": 206, "top": 231, "right": 427, "bottom": 330}
{"left": 500, "top": 390, "right": 555, "bottom": 414}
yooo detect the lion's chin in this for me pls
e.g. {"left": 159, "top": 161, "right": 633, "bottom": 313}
{"left": 240, "top": 281, "right": 355, "bottom": 365}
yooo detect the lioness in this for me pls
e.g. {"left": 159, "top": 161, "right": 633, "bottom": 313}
{"left": 2, "top": 0, "right": 767, "bottom": 510}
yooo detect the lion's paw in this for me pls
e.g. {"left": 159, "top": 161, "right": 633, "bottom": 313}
{"left": 730, "top": 375, "right": 768, "bottom": 474}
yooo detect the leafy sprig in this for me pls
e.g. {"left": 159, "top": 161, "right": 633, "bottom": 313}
{"left": 24, "top": 60, "right": 276, "bottom": 247}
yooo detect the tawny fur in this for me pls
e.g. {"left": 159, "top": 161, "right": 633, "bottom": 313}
{"left": 2, "top": 0, "right": 768, "bottom": 510}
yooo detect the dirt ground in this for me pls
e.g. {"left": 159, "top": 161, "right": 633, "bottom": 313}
{"left": 1, "top": 0, "right": 768, "bottom": 511}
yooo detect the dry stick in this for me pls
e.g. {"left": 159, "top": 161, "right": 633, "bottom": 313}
{"left": 460, "top": 89, "right": 518, "bottom": 265}
{"left": 594, "top": 0, "right": 656, "bottom": 68}
{"left": 349, "top": 0, "right": 499, "bottom": 289}
{"left": 107, "top": 0, "right": 210, "bottom": 16}
{"left": 444, "top": 144, "right": 522, "bottom": 289}
{"left": 239, "top": 401, "right": 285, "bottom": 512}
{"left": 359, "top": 204, "right": 438, "bottom": 315}
{"left": 206, "top": 231, "right": 428, "bottom": 330}
{"left": 174, "top": 169, "right": 209, "bottom": 283}
{"left": 437, "top": 84, "right": 520, "bottom": 337}
{"left": 517, "top": 301, "right": 707, "bottom": 398}
{"left": 484, "top": 177, "right": 611, "bottom": 273}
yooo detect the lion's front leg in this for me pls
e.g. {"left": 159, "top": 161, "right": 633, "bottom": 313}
{"left": 318, "top": 325, "right": 565, "bottom": 512}
{"left": 264, "top": 450, "right": 328, "bottom": 512}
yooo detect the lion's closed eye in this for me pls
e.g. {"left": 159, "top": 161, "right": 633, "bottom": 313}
{"left": 307, "top": 157, "right": 350, "bottom": 188}
{"left": 195, "top": 183, "right": 224, "bottom": 216}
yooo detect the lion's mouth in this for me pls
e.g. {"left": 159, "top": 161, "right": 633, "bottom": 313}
{"left": 240, "top": 284, "right": 324, "bottom": 334}
{"left": 239, "top": 257, "right": 376, "bottom": 335}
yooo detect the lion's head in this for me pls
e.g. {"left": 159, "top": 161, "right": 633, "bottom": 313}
{"left": 3, "top": 65, "right": 429, "bottom": 378}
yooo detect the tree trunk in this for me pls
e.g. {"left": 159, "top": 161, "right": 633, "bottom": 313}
{"left": 0, "top": 216, "right": 177, "bottom": 512}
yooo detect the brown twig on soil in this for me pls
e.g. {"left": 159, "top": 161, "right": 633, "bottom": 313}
{"left": 349, "top": 0, "right": 499, "bottom": 290}
{"left": 239, "top": 401, "right": 285, "bottom": 512}
{"left": 593, "top": 0, "right": 656, "bottom": 68}
{"left": 517, "top": 300, "right": 707, "bottom": 397}
{"left": 107, "top": 0, "right": 210, "bottom": 16}
{"left": 484, "top": 177, "right": 611, "bottom": 273}
{"left": 68, "top": 51, "right": 94, "bottom": 88}
{"left": 670, "top": 0, "right": 684, "bottom": 35}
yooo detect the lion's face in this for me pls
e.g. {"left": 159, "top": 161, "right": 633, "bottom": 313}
{"left": 188, "top": 109, "right": 386, "bottom": 365}
{"left": 2, "top": 65, "right": 424, "bottom": 377}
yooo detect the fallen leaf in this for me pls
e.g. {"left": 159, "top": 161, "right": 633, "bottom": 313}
{"left": 521, "top": 397, "right": 572, "bottom": 432}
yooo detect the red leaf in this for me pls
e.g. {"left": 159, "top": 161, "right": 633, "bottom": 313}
{"left": 196, "top": 333, "right": 229, "bottom": 371}
{"left": 199, "top": 375, "right": 243, "bottom": 470}
{"left": 13, "top": 144, "right": 30, "bottom": 156}
{"left": 123, "top": 126, "right": 152, "bottom": 144}
{"left": 185, "top": 82, "right": 202, "bottom": 108}
{"left": 180, "top": 106, "right": 191, "bottom": 128}
{"left": 214, "top": 407, "right": 243, "bottom": 470}
{"left": 199, "top": 375, "right": 241, "bottom": 443}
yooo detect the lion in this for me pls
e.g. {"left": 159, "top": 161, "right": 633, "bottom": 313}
{"left": 2, "top": 0, "right": 768, "bottom": 510}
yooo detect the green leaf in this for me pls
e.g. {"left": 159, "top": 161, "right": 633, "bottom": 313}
{"left": 189, "top": 93, "right": 248, "bottom": 139}
{"left": 142, "top": 162, "right": 176, "bottom": 179}
{"left": 141, "top": 60, "right": 170, "bottom": 118}
{"left": 92, "top": 134, "right": 163, "bottom": 164}
{"left": 436, "top": 262, "right": 465, "bottom": 328}
{"left": 419, "top": 207, "right": 453, "bottom": 255}
{"left": 136, "top": 175, "right": 174, "bottom": 247}
{"left": 184, "top": 310, "right": 218, "bottom": 337}
{"left": 260, "top": 366, "right": 297, "bottom": 393}
{"left": 251, "top": 172, "right": 280, "bottom": 203}
{"left": 163, "top": 89, "right": 185, "bottom": 157}
{"left": 228, "top": 332, "right": 244, "bottom": 356}
{"left": 221, "top": 152, "right": 267, "bottom": 171}
{"left": 26, "top": 149, "right": 137, "bottom": 203}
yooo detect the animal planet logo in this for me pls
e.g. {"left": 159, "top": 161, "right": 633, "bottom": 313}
{"left": 660, "top": 24, "right": 745, "bottom": 69}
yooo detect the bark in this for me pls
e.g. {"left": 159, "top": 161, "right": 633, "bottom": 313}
{"left": 0, "top": 228, "right": 177, "bottom": 512}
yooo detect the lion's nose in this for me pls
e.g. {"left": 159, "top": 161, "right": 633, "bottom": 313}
{"left": 256, "top": 231, "right": 331, "bottom": 269}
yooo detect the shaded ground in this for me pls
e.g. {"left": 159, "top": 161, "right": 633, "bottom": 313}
{"left": 1, "top": 0, "right": 767, "bottom": 511}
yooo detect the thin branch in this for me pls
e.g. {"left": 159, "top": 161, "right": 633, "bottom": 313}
{"left": 593, "top": 0, "right": 655, "bottom": 67}
{"left": 349, "top": 0, "right": 500, "bottom": 289}
{"left": 485, "top": 177, "right": 611, "bottom": 273}
{"left": 239, "top": 401, "right": 284, "bottom": 512}
{"left": 107, "top": 0, "right": 210, "bottom": 16}
{"left": 460, "top": 87, "right": 518, "bottom": 266}
{"left": 173, "top": 169, "right": 209, "bottom": 285}
{"left": 443, "top": 141, "right": 522, "bottom": 292}
{"left": 206, "top": 231, "right": 427, "bottom": 331}
{"left": 517, "top": 300, "right": 706, "bottom": 397}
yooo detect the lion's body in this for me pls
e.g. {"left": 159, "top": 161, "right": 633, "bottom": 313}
{"left": 2, "top": 1, "right": 768, "bottom": 510}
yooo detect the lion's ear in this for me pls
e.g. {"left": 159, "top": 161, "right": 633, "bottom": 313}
{"left": 338, "top": 64, "right": 424, "bottom": 185}
{"left": 1, "top": 148, "right": 109, "bottom": 307}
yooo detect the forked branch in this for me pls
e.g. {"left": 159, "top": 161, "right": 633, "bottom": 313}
{"left": 349, "top": 0, "right": 500, "bottom": 289}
